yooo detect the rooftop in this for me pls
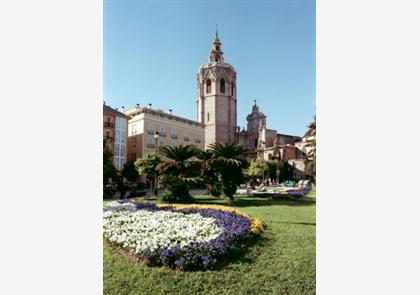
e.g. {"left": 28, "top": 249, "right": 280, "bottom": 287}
{"left": 103, "top": 104, "right": 131, "bottom": 120}
{"left": 125, "top": 105, "right": 204, "bottom": 128}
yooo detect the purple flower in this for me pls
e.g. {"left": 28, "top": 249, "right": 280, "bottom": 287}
{"left": 114, "top": 201, "right": 256, "bottom": 270}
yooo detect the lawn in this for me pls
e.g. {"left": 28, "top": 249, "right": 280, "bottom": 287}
{"left": 103, "top": 190, "right": 316, "bottom": 295}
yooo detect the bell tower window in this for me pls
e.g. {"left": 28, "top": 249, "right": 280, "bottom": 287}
{"left": 220, "top": 79, "right": 225, "bottom": 93}
{"left": 206, "top": 79, "right": 212, "bottom": 93}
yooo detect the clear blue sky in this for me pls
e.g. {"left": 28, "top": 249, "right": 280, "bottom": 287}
{"left": 104, "top": 0, "right": 315, "bottom": 136}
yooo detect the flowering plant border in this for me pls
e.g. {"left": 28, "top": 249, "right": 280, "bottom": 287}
{"left": 104, "top": 201, "right": 265, "bottom": 270}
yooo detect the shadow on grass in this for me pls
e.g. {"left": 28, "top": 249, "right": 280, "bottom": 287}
{"left": 105, "top": 233, "right": 270, "bottom": 272}
{"left": 192, "top": 195, "right": 316, "bottom": 208}
{"left": 218, "top": 234, "right": 270, "bottom": 269}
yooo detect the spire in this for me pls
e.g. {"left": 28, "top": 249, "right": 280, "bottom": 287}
{"left": 252, "top": 99, "right": 259, "bottom": 112}
{"left": 209, "top": 27, "right": 224, "bottom": 63}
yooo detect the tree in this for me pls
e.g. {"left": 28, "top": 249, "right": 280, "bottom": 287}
{"left": 196, "top": 149, "right": 221, "bottom": 197}
{"left": 245, "top": 158, "right": 269, "bottom": 182}
{"left": 122, "top": 159, "right": 139, "bottom": 182}
{"left": 208, "top": 143, "right": 248, "bottom": 201}
{"left": 103, "top": 139, "right": 117, "bottom": 185}
{"left": 303, "top": 116, "right": 316, "bottom": 184}
{"left": 279, "top": 161, "right": 296, "bottom": 182}
{"left": 134, "top": 152, "right": 161, "bottom": 194}
{"left": 156, "top": 145, "right": 199, "bottom": 203}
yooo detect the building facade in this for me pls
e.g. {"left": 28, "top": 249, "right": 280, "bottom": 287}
{"left": 197, "top": 31, "right": 237, "bottom": 148}
{"left": 237, "top": 101, "right": 303, "bottom": 162}
{"left": 125, "top": 106, "right": 205, "bottom": 160}
{"left": 103, "top": 104, "right": 130, "bottom": 170}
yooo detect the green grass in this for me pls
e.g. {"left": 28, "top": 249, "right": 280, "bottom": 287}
{"left": 104, "top": 190, "right": 316, "bottom": 295}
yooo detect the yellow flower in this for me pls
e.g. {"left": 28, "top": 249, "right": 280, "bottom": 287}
{"left": 157, "top": 203, "right": 266, "bottom": 234}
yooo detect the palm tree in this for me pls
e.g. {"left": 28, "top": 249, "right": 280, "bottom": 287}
{"left": 195, "top": 149, "right": 220, "bottom": 196}
{"left": 208, "top": 143, "right": 248, "bottom": 201}
{"left": 303, "top": 116, "right": 316, "bottom": 184}
{"left": 156, "top": 145, "right": 199, "bottom": 202}
{"left": 134, "top": 152, "right": 161, "bottom": 195}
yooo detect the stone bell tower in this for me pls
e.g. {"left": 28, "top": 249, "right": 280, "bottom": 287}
{"left": 197, "top": 29, "right": 237, "bottom": 149}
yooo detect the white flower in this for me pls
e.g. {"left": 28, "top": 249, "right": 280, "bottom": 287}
{"left": 103, "top": 208, "right": 222, "bottom": 254}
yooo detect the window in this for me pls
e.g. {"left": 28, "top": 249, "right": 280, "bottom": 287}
{"left": 231, "top": 83, "right": 234, "bottom": 96}
{"left": 207, "top": 112, "right": 210, "bottom": 122}
{"left": 215, "top": 58, "right": 218, "bottom": 62}
{"left": 206, "top": 79, "right": 211, "bottom": 93}
{"left": 220, "top": 79, "right": 225, "bottom": 93}
{"left": 131, "top": 137, "right": 136, "bottom": 147}
{"left": 159, "top": 127, "right": 166, "bottom": 136}
{"left": 131, "top": 152, "right": 136, "bottom": 160}
{"left": 216, "top": 45, "right": 219, "bottom": 50}
{"left": 171, "top": 128, "right": 176, "bottom": 136}
{"left": 106, "top": 131, "right": 110, "bottom": 138}
{"left": 147, "top": 124, "right": 154, "bottom": 134}
{"left": 131, "top": 125, "right": 137, "bottom": 136}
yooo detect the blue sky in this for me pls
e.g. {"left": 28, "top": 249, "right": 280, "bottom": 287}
{"left": 104, "top": 0, "right": 315, "bottom": 136}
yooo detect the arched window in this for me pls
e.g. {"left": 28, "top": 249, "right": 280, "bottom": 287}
{"left": 207, "top": 112, "right": 210, "bottom": 122}
{"left": 206, "top": 79, "right": 211, "bottom": 94}
{"left": 220, "top": 79, "right": 225, "bottom": 93}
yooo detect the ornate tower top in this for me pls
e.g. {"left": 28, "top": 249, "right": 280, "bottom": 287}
{"left": 209, "top": 27, "right": 224, "bottom": 63}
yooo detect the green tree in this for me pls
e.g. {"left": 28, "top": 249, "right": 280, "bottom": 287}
{"left": 279, "top": 161, "right": 296, "bottom": 182}
{"left": 134, "top": 152, "right": 161, "bottom": 194}
{"left": 245, "top": 157, "right": 269, "bottom": 181}
{"left": 208, "top": 143, "right": 248, "bottom": 201}
{"left": 303, "top": 116, "right": 316, "bottom": 184}
{"left": 122, "top": 159, "right": 139, "bottom": 182}
{"left": 103, "top": 139, "right": 117, "bottom": 185}
{"left": 156, "top": 145, "right": 199, "bottom": 203}
{"left": 196, "top": 149, "right": 221, "bottom": 197}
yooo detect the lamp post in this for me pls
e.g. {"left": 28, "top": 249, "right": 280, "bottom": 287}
{"left": 272, "top": 141, "right": 281, "bottom": 185}
{"left": 153, "top": 129, "right": 160, "bottom": 196}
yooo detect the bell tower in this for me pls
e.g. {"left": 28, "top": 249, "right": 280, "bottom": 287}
{"left": 197, "top": 29, "right": 237, "bottom": 149}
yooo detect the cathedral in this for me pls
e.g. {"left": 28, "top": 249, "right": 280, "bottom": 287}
{"left": 197, "top": 31, "right": 302, "bottom": 160}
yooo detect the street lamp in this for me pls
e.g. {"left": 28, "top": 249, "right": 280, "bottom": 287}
{"left": 153, "top": 129, "right": 160, "bottom": 153}
{"left": 272, "top": 141, "right": 282, "bottom": 186}
{"left": 153, "top": 129, "right": 160, "bottom": 196}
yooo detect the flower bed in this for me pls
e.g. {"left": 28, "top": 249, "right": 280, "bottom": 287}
{"left": 103, "top": 201, "right": 265, "bottom": 270}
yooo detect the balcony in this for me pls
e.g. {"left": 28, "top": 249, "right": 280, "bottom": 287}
{"left": 104, "top": 122, "right": 114, "bottom": 128}
{"left": 184, "top": 136, "right": 190, "bottom": 142}
{"left": 159, "top": 132, "right": 167, "bottom": 137}
{"left": 146, "top": 143, "right": 156, "bottom": 149}
{"left": 194, "top": 139, "right": 201, "bottom": 143}
{"left": 147, "top": 129, "right": 154, "bottom": 135}
{"left": 170, "top": 134, "right": 178, "bottom": 139}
